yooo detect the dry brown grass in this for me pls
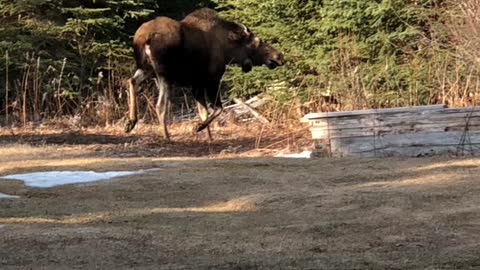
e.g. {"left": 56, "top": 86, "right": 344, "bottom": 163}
{"left": 1, "top": 134, "right": 480, "bottom": 269}
{"left": 0, "top": 120, "right": 312, "bottom": 159}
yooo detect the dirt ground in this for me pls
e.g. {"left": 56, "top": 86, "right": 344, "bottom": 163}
{"left": 1, "top": 123, "right": 480, "bottom": 269}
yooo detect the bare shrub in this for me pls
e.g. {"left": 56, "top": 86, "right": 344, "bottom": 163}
{"left": 448, "top": 0, "right": 480, "bottom": 68}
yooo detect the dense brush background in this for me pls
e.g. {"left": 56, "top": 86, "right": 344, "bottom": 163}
{"left": 1, "top": 0, "right": 479, "bottom": 127}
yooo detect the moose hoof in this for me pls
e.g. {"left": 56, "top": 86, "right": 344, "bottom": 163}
{"left": 159, "top": 132, "right": 171, "bottom": 142}
{"left": 125, "top": 120, "right": 137, "bottom": 133}
{"left": 159, "top": 135, "right": 171, "bottom": 142}
{"left": 196, "top": 123, "right": 208, "bottom": 132}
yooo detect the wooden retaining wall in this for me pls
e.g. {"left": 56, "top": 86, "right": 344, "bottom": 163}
{"left": 303, "top": 105, "right": 480, "bottom": 157}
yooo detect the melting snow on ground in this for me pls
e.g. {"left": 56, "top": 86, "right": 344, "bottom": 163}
{"left": 0, "top": 192, "right": 18, "bottom": 199}
{"left": 275, "top": 150, "right": 312, "bottom": 159}
{"left": 0, "top": 169, "right": 160, "bottom": 188}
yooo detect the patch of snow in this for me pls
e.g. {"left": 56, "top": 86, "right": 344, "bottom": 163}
{"left": 1, "top": 169, "right": 161, "bottom": 188}
{"left": 275, "top": 150, "right": 312, "bottom": 159}
{"left": 0, "top": 192, "right": 18, "bottom": 199}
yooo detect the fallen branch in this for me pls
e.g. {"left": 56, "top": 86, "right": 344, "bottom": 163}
{"left": 232, "top": 98, "right": 269, "bottom": 124}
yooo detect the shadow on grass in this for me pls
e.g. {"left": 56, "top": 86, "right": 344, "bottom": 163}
{"left": 0, "top": 130, "right": 280, "bottom": 158}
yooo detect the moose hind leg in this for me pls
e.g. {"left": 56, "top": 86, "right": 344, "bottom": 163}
{"left": 144, "top": 44, "right": 171, "bottom": 141}
{"left": 154, "top": 77, "right": 171, "bottom": 141}
{"left": 125, "top": 69, "right": 148, "bottom": 133}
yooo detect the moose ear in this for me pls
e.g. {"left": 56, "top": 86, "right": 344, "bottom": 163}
{"left": 228, "top": 23, "right": 250, "bottom": 42}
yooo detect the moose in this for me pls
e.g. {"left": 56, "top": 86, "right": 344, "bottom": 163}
{"left": 125, "top": 8, "right": 284, "bottom": 141}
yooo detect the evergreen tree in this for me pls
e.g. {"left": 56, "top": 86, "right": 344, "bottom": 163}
{"left": 216, "top": 0, "right": 450, "bottom": 112}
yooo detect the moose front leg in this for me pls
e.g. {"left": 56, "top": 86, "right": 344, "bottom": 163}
{"left": 196, "top": 81, "right": 223, "bottom": 133}
{"left": 193, "top": 87, "right": 212, "bottom": 141}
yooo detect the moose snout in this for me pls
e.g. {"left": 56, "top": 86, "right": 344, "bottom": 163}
{"left": 273, "top": 52, "right": 285, "bottom": 65}
{"left": 266, "top": 52, "right": 285, "bottom": 69}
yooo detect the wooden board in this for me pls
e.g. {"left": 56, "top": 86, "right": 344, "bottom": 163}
{"left": 309, "top": 108, "right": 480, "bottom": 129}
{"left": 304, "top": 104, "right": 447, "bottom": 119}
{"left": 327, "top": 131, "right": 480, "bottom": 157}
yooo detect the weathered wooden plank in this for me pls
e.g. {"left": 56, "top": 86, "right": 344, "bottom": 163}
{"left": 311, "top": 123, "right": 480, "bottom": 139}
{"left": 311, "top": 122, "right": 480, "bottom": 139}
{"left": 304, "top": 104, "right": 447, "bottom": 119}
{"left": 327, "top": 131, "right": 480, "bottom": 157}
{"left": 311, "top": 118, "right": 480, "bottom": 132}
{"left": 309, "top": 115, "right": 377, "bottom": 133}
{"left": 308, "top": 105, "right": 480, "bottom": 121}
{"left": 308, "top": 106, "right": 480, "bottom": 121}
{"left": 377, "top": 109, "right": 480, "bottom": 126}
{"left": 308, "top": 109, "right": 447, "bottom": 126}
{"left": 310, "top": 122, "right": 480, "bottom": 138}
{"left": 329, "top": 145, "right": 480, "bottom": 158}
{"left": 309, "top": 109, "right": 480, "bottom": 129}
{"left": 376, "top": 130, "right": 480, "bottom": 147}
{"left": 310, "top": 119, "right": 480, "bottom": 138}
